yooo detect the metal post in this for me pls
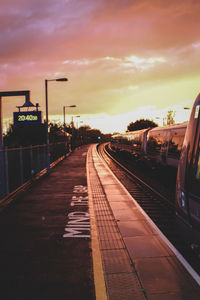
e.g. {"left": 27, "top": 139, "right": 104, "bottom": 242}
{"left": 37, "top": 146, "right": 40, "bottom": 173}
{"left": 0, "top": 96, "right": 2, "bottom": 150}
{"left": 19, "top": 147, "right": 24, "bottom": 185}
{"left": 45, "top": 80, "right": 50, "bottom": 174}
{"left": 63, "top": 106, "right": 66, "bottom": 157}
{"left": 71, "top": 116, "right": 74, "bottom": 150}
{"left": 63, "top": 105, "right": 76, "bottom": 156}
{"left": 30, "top": 145, "right": 33, "bottom": 177}
{"left": 4, "top": 147, "right": 9, "bottom": 195}
{"left": 0, "top": 96, "right": 4, "bottom": 196}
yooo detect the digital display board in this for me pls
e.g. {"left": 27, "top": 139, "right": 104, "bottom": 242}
{"left": 13, "top": 111, "right": 42, "bottom": 125}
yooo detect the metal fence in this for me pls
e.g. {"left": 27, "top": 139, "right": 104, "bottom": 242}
{"left": 0, "top": 142, "right": 68, "bottom": 200}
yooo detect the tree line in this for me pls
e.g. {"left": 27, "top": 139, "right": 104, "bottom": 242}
{"left": 3, "top": 122, "right": 111, "bottom": 148}
{"left": 3, "top": 110, "right": 176, "bottom": 148}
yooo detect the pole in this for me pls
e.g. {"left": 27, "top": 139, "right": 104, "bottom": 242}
{"left": 0, "top": 96, "right": 2, "bottom": 149}
{"left": 63, "top": 106, "right": 66, "bottom": 135}
{"left": 0, "top": 96, "right": 5, "bottom": 196}
{"left": 4, "top": 147, "right": 9, "bottom": 195}
{"left": 20, "top": 147, "right": 24, "bottom": 185}
{"left": 45, "top": 80, "right": 50, "bottom": 174}
{"left": 63, "top": 106, "right": 66, "bottom": 156}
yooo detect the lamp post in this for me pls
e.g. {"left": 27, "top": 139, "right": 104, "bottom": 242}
{"left": 75, "top": 116, "right": 80, "bottom": 147}
{"left": 45, "top": 77, "right": 68, "bottom": 174}
{"left": 63, "top": 105, "right": 76, "bottom": 155}
{"left": 75, "top": 115, "right": 80, "bottom": 129}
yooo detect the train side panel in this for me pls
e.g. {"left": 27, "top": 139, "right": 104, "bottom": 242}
{"left": 166, "top": 125, "right": 187, "bottom": 168}
{"left": 110, "top": 128, "right": 150, "bottom": 159}
{"left": 146, "top": 124, "right": 187, "bottom": 168}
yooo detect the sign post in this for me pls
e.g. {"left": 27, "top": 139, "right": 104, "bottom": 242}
{"left": 13, "top": 111, "right": 42, "bottom": 125}
{"left": 0, "top": 90, "right": 40, "bottom": 197}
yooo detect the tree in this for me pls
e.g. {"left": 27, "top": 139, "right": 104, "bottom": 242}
{"left": 127, "top": 119, "right": 158, "bottom": 132}
{"left": 4, "top": 123, "right": 46, "bottom": 147}
{"left": 86, "top": 128, "right": 102, "bottom": 143}
{"left": 163, "top": 110, "right": 176, "bottom": 126}
{"left": 3, "top": 122, "right": 66, "bottom": 147}
{"left": 49, "top": 122, "right": 64, "bottom": 143}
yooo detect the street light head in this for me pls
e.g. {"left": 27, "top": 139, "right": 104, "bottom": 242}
{"left": 70, "top": 105, "right": 76, "bottom": 108}
{"left": 56, "top": 78, "right": 68, "bottom": 82}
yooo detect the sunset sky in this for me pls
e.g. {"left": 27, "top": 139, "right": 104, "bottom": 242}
{"left": 1, "top": 0, "right": 200, "bottom": 133}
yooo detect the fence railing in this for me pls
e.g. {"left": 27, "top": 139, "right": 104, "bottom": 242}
{"left": 0, "top": 142, "right": 70, "bottom": 200}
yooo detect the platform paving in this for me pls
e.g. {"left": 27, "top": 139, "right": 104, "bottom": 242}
{"left": 87, "top": 144, "right": 200, "bottom": 300}
{"left": 1, "top": 144, "right": 200, "bottom": 300}
{"left": 0, "top": 145, "right": 95, "bottom": 300}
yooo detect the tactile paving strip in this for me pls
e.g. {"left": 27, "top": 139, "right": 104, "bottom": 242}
{"left": 87, "top": 146, "right": 146, "bottom": 300}
{"left": 106, "top": 273, "right": 145, "bottom": 300}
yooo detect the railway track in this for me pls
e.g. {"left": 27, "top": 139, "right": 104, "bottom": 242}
{"left": 98, "top": 143, "right": 200, "bottom": 275}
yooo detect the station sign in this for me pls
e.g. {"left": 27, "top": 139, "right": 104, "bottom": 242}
{"left": 13, "top": 111, "right": 42, "bottom": 125}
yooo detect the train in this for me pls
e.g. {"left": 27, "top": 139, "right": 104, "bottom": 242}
{"left": 176, "top": 93, "right": 200, "bottom": 248}
{"left": 110, "top": 122, "right": 187, "bottom": 169}
{"left": 110, "top": 93, "right": 200, "bottom": 248}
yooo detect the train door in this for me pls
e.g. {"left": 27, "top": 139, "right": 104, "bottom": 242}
{"left": 161, "top": 130, "right": 170, "bottom": 165}
{"left": 167, "top": 127, "right": 186, "bottom": 168}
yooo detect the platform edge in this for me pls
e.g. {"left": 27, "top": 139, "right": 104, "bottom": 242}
{"left": 86, "top": 145, "right": 108, "bottom": 300}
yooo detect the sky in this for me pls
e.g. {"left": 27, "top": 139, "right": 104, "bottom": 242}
{"left": 1, "top": 0, "right": 200, "bottom": 133}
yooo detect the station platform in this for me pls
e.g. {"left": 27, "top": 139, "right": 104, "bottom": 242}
{"left": 0, "top": 144, "right": 200, "bottom": 299}
{"left": 87, "top": 144, "right": 200, "bottom": 300}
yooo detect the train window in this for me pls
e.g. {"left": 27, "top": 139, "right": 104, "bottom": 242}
{"left": 190, "top": 139, "right": 200, "bottom": 195}
{"left": 128, "top": 133, "right": 142, "bottom": 151}
{"left": 196, "top": 151, "right": 200, "bottom": 180}
{"left": 194, "top": 105, "right": 200, "bottom": 119}
{"left": 122, "top": 136, "right": 130, "bottom": 145}
{"left": 147, "top": 132, "right": 164, "bottom": 154}
{"left": 168, "top": 131, "right": 185, "bottom": 159}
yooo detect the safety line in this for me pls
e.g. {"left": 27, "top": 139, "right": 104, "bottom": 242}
{"left": 86, "top": 145, "right": 108, "bottom": 300}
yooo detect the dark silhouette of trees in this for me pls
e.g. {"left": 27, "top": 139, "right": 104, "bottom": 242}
{"left": 127, "top": 119, "right": 158, "bottom": 132}
{"left": 3, "top": 122, "right": 109, "bottom": 148}
{"left": 49, "top": 122, "right": 64, "bottom": 143}
{"left": 3, "top": 122, "right": 66, "bottom": 147}
{"left": 4, "top": 124, "right": 46, "bottom": 147}
{"left": 73, "top": 126, "right": 103, "bottom": 145}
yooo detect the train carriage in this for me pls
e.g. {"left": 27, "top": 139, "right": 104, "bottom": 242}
{"left": 176, "top": 93, "right": 200, "bottom": 246}
{"left": 111, "top": 128, "right": 150, "bottom": 158}
{"left": 146, "top": 123, "right": 187, "bottom": 168}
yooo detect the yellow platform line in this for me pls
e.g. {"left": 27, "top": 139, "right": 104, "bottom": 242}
{"left": 87, "top": 146, "right": 108, "bottom": 300}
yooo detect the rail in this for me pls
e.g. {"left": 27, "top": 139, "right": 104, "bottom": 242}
{"left": 100, "top": 143, "right": 174, "bottom": 208}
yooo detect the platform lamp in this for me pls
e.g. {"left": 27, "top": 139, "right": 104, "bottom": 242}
{"left": 45, "top": 77, "right": 68, "bottom": 174}
{"left": 75, "top": 115, "right": 80, "bottom": 129}
{"left": 63, "top": 105, "right": 76, "bottom": 156}
{"left": 75, "top": 116, "right": 80, "bottom": 147}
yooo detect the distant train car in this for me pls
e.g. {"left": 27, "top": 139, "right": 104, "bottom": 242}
{"left": 146, "top": 123, "right": 187, "bottom": 168}
{"left": 111, "top": 128, "right": 150, "bottom": 159}
{"left": 176, "top": 93, "right": 200, "bottom": 246}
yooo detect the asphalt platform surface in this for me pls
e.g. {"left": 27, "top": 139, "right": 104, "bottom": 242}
{"left": 0, "top": 145, "right": 95, "bottom": 300}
